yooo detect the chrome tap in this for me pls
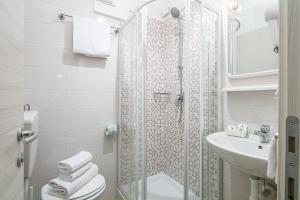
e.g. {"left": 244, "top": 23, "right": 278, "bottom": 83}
{"left": 254, "top": 125, "right": 272, "bottom": 143}
{"left": 176, "top": 94, "right": 184, "bottom": 123}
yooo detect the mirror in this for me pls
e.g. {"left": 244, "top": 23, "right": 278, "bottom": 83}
{"left": 228, "top": 0, "right": 279, "bottom": 77}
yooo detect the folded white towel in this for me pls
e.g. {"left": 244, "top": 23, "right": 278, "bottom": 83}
{"left": 43, "top": 174, "right": 106, "bottom": 200}
{"left": 267, "top": 135, "right": 278, "bottom": 180}
{"left": 49, "top": 164, "right": 98, "bottom": 198}
{"left": 59, "top": 162, "right": 93, "bottom": 182}
{"left": 73, "top": 16, "right": 111, "bottom": 58}
{"left": 58, "top": 151, "right": 93, "bottom": 173}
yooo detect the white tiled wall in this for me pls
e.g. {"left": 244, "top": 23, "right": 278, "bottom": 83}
{"left": 0, "top": 0, "right": 24, "bottom": 199}
{"left": 220, "top": 1, "right": 278, "bottom": 198}
{"left": 24, "top": 0, "right": 120, "bottom": 199}
{"left": 222, "top": 83, "right": 278, "bottom": 200}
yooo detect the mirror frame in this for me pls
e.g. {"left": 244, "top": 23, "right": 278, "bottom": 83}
{"left": 227, "top": 69, "right": 278, "bottom": 79}
{"left": 227, "top": 9, "right": 279, "bottom": 79}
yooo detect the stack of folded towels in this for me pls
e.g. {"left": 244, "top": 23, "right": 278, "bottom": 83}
{"left": 48, "top": 151, "right": 99, "bottom": 199}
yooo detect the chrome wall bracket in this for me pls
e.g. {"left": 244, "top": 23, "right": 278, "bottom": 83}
{"left": 285, "top": 116, "right": 299, "bottom": 200}
{"left": 17, "top": 153, "right": 24, "bottom": 168}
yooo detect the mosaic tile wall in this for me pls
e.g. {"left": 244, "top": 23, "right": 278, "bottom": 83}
{"left": 146, "top": 18, "right": 169, "bottom": 176}
{"left": 118, "top": 2, "right": 220, "bottom": 199}
{"left": 146, "top": 16, "right": 186, "bottom": 182}
{"left": 190, "top": 4, "right": 220, "bottom": 200}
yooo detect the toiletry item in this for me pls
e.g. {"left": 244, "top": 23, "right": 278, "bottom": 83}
{"left": 225, "top": 125, "right": 238, "bottom": 136}
{"left": 237, "top": 123, "right": 248, "bottom": 138}
{"left": 104, "top": 123, "right": 118, "bottom": 136}
{"left": 226, "top": 124, "right": 248, "bottom": 138}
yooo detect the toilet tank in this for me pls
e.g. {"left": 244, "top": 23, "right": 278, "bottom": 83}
{"left": 24, "top": 111, "right": 39, "bottom": 179}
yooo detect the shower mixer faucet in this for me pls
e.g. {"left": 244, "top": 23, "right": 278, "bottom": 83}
{"left": 254, "top": 125, "right": 272, "bottom": 143}
{"left": 176, "top": 94, "right": 184, "bottom": 123}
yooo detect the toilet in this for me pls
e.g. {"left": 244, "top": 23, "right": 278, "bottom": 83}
{"left": 41, "top": 174, "right": 106, "bottom": 200}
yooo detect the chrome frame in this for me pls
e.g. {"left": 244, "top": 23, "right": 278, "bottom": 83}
{"left": 118, "top": 0, "right": 156, "bottom": 32}
{"left": 183, "top": 0, "right": 191, "bottom": 199}
{"left": 117, "top": 1, "right": 222, "bottom": 200}
{"left": 141, "top": 8, "right": 148, "bottom": 200}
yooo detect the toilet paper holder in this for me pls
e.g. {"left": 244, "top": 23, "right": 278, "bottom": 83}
{"left": 104, "top": 123, "right": 118, "bottom": 136}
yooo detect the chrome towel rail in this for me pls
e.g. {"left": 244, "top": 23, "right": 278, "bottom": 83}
{"left": 58, "top": 13, "right": 120, "bottom": 33}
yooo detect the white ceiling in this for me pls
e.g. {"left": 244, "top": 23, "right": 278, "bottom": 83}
{"left": 237, "top": 0, "right": 278, "bottom": 10}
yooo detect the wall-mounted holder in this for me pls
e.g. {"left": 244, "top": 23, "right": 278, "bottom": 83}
{"left": 24, "top": 104, "right": 31, "bottom": 111}
{"left": 105, "top": 123, "right": 118, "bottom": 136}
{"left": 153, "top": 92, "right": 171, "bottom": 103}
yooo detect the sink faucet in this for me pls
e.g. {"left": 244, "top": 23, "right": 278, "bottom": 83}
{"left": 254, "top": 125, "right": 272, "bottom": 143}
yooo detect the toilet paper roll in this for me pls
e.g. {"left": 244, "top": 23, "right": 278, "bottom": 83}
{"left": 105, "top": 123, "right": 118, "bottom": 136}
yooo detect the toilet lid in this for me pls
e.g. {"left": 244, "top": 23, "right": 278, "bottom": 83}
{"left": 42, "top": 174, "right": 105, "bottom": 200}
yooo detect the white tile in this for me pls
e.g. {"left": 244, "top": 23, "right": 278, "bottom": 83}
{"left": 46, "top": 90, "right": 68, "bottom": 111}
{"left": 44, "top": 65, "right": 71, "bottom": 90}
{"left": 40, "top": 0, "right": 71, "bottom": 9}
{"left": 39, "top": 110, "right": 70, "bottom": 132}
{"left": 25, "top": 21, "right": 48, "bottom": 45}
{"left": 25, "top": 1, "right": 118, "bottom": 200}
{"left": 25, "top": 44, "right": 45, "bottom": 67}
{"left": 24, "top": 66, "right": 46, "bottom": 89}
{"left": 24, "top": 89, "right": 48, "bottom": 110}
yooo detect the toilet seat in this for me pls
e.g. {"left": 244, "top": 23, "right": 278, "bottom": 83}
{"left": 41, "top": 174, "right": 105, "bottom": 200}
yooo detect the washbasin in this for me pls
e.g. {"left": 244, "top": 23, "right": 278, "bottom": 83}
{"left": 207, "top": 132, "right": 270, "bottom": 178}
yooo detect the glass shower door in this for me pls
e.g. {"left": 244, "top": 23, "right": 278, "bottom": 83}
{"left": 118, "top": 1, "right": 221, "bottom": 200}
{"left": 186, "top": 1, "right": 221, "bottom": 200}
{"left": 118, "top": 10, "right": 146, "bottom": 200}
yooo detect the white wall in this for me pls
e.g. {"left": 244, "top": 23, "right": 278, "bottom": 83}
{"left": 94, "top": 0, "right": 135, "bottom": 20}
{"left": 0, "top": 0, "right": 24, "bottom": 199}
{"left": 24, "top": 0, "right": 122, "bottom": 199}
{"left": 221, "top": 1, "right": 278, "bottom": 199}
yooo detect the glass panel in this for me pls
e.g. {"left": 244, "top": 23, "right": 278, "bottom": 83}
{"left": 187, "top": 1, "right": 220, "bottom": 200}
{"left": 118, "top": 1, "right": 222, "bottom": 200}
{"left": 118, "top": 11, "right": 144, "bottom": 200}
{"left": 228, "top": 0, "right": 279, "bottom": 75}
{"left": 145, "top": 1, "right": 185, "bottom": 200}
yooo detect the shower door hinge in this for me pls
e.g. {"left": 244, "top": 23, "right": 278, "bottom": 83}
{"left": 285, "top": 116, "right": 299, "bottom": 200}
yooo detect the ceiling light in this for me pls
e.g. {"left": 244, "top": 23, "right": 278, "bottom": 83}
{"left": 228, "top": 0, "right": 242, "bottom": 12}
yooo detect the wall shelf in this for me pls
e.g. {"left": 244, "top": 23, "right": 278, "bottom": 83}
{"left": 222, "top": 85, "right": 278, "bottom": 92}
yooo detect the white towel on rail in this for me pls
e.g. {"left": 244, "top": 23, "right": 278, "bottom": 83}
{"left": 73, "top": 16, "right": 110, "bottom": 58}
{"left": 49, "top": 164, "right": 98, "bottom": 198}
{"left": 267, "top": 134, "right": 278, "bottom": 180}
{"left": 58, "top": 151, "right": 93, "bottom": 173}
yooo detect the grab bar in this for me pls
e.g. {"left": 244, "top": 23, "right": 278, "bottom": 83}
{"left": 24, "top": 132, "right": 38, "bottom": 144}
{"left": 17, "top": 128, "right": 38, "bottom": 143}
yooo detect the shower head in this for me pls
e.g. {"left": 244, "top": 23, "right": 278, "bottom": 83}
{"left": 170, "top": 7, "right": 180, "bottom": 19}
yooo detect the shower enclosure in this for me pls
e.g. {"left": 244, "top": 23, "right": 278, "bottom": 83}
{"left": 117, "top": 0, "right": 222, "bottom": 200}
